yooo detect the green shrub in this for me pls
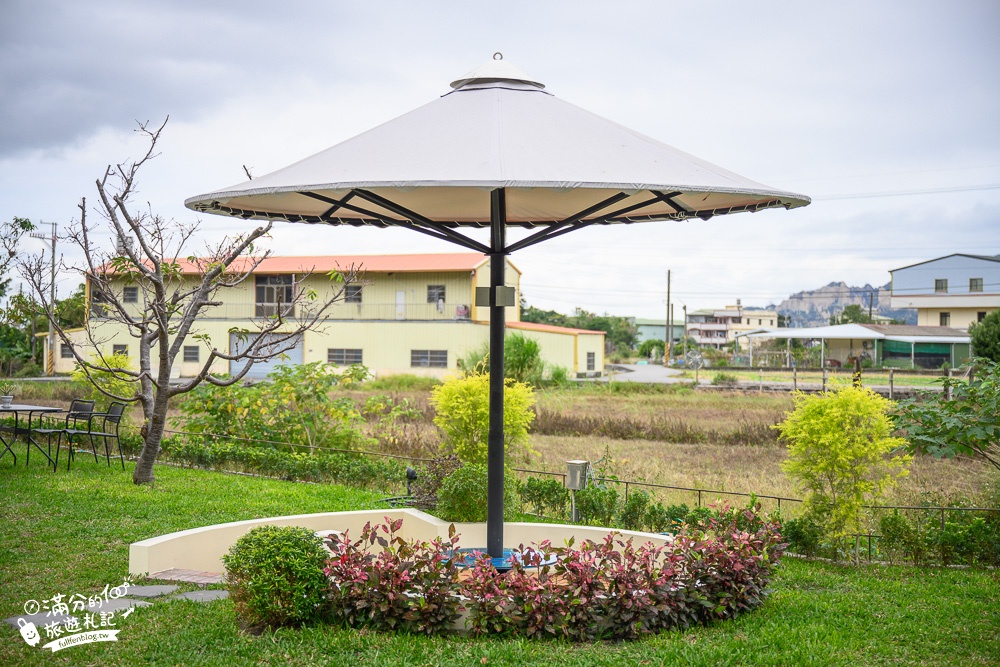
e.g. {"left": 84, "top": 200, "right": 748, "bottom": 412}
{"left": 520, "top": 476, "right": 569, "bottom": 518}
{"left": 435, "top": 463, "right": 521, "bottom": 522}
{"left": 617, "top": 490, "right": 651, "bottom": 531}
{"left": 72, "top": 352, "right": 137, "bottom": 401}
{"left": 223, "top": 525, "right": 330, "bottom": 630}
{"left": 160, "top": 439, "right": 404, "bottom": 488}
{"left": 783, "top": 516, "right": 823, "bottom": 557}
{"left": 575, "top": 483, "right": 619, "bottom": 527}
{"left": 363, "top": 374, "right": 441, "bottom": 391}
{"left": 430, "top": 372, "right": 535, "bottom": 465}
{"left": 777, "top": 386, "right": 911, "bottom": 542}
{"left": 546, "top": 365, "right": 571, "bottom": 387}
{"left": 711, "top": 371, "right": 739, "bottom": 386}
{"left": 179, "top": 362, "right": 370, "bottom": 452}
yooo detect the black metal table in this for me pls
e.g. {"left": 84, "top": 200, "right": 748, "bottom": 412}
{"left": 0, "top": 404, "right": 64, "bottom": 469}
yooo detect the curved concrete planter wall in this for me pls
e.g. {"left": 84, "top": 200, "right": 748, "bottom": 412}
{"left": 129, "top": 508, "right": 670, "bottom": 578}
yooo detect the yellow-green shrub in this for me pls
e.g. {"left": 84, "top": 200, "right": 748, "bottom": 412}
{"left": 430, "top": 372, "right": 535, "bottom": 465}
{"left": 776, "top": 386, "right": 910, "bottom": 541}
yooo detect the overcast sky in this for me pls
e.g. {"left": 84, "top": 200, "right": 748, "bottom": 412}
{"left": 2, "top": 0, "right": 998, "bottom": 319}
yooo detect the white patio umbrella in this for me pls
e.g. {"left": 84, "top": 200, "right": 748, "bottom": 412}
{"left": 186, "top": 54, "right": 810, "bottom": 560}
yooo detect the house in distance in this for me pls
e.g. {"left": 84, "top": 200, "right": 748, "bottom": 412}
{"left": 48, "top": 253, "right": 605, "bottom": 380}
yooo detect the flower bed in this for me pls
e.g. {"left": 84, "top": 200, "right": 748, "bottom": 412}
{"left": 319, "top": 502, "right": 785, "bottom": 640}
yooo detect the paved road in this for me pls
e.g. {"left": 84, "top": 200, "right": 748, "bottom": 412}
{"left": 603, "top": 364, "right": 689, "bottom": 384}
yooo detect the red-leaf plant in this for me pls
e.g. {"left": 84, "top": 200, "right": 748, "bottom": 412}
{"left": 324, "top": 517, "right": 463, "bottom": 634}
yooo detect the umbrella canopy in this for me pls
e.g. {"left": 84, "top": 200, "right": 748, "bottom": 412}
{"left": 186, "top": 55, "right": 810, "bottom": 560}
{"left": 185, "top": 57, "right": 809, "bottom": 241}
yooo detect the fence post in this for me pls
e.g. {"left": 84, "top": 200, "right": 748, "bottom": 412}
{"left": 945, "top": 368, "right": 953, "bottom": 400}
{"left": 792, "top": 367, "right": 797, "bottom": 392}
{"left": 624, "top": 480, "right": 629, "bottom": 502}
{"left": 889, "top": 369, "right": 894, "bottom": 399}
{"left": 759, "top": 371, "right": 763, "bottom": 393}
{"left": 822, "top": 369, "right": 828, "bottom": 393}
{"left": 697, "top": 490, "right": 703, "bottom": 507}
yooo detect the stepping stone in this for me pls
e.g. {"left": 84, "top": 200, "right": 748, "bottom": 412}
{"left": 169, "top": 589, "right": 230, "bottom": 602}
{"left": 126, "top": 585, "right": 179, "bottom": 599}
{"left": 149, "top": 569, "right": 224, "bottom": 584}
{"left": 83, "top": 598, "right": 151, "bottom": 614}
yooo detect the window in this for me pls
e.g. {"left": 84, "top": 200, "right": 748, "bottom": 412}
{"left": 123, "top": 286, "right": 139, "bottom": 303}
{"left": 112, "top": 344, "right": 128, "bottom": 356}
{"left": 345, "top": 284, "right": 363, "bottom": 303}
{"left": 183, "top": 346, "right": 199, "bottom": 362}
{"left": 587, "top": 352, "right": 595, "bottom": 371}
{"left": 934, "top": 278, "right": 948, "bottom": 293}
{"left": 411, "top": 349, "right": 447, "bottom": 368}
{"left": 90, "top": 290, "right": 108, "bottom": 318}
{"left": 939, "top": 312, "right": 950, "bottom": 326}
{"left": 979, "top": 311, "right": 987, "bottom": 322}
{"left": 255, "top": 275, "right": 294, "bottom": 317}
{"left": 60, "top": 344, "right": 73, "bottom": 359}
{"left": 732, "top": 317, "right": 741, "bottom": 324}
{"left": 970, "top": 277, "right": 984, "bottom": 292}
{"left": 328, "top": 348, "right": 363, "bottom": 365}
{"left": 427, "top": 285, "right": 446, "bottom": 303}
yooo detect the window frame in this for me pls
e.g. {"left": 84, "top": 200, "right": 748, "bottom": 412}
{"left": 60, "top": 344, "right": 74, "bottom": 359}
{"left": 255, "top": 274, "right": 295, "bottom": 317}
{"left": 427, "top": 285, "right": 446, "bottom": 303}
{"left": 970, "top": 277, "right": 984, "bottom": 293}
{"left": 112, "top": 344, "right": 128, "bottom": 356}
{"left": 123, "top": 285, "right": 139, "bottom": 303}
{"left": 411, "top": 349, "right": 448, "bottom": 368}
{"left": 183, "top": 346, "right": 200, "bottom": 363}
{"left": 587, "top": 352, "right": 596, "bottom": 371}
{"left": 328, "top": 348, "right": 363, "bottom": 365}
{"left": 939, "top": 312, "right": 951, "bottom": 327}
{"left": 345, "top": 284, "right": 363, "bottom": 303}
{"left": 934, "top": 278, "right": 948, "bottom": 293}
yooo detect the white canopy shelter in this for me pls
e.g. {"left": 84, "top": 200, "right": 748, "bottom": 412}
{"left": 744, "top": 324, "right": 971, "bottom": 368}
{"left": 186, "top": 55, "right": 810, "bottom": 561}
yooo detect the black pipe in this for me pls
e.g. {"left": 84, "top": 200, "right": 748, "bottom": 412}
{"left": 487, "top": 188, "right": 507, "bottom": 558}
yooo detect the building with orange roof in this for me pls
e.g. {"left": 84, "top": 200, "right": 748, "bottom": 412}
{"left": 52, "top": 253, "right": 605, "bottom": 380}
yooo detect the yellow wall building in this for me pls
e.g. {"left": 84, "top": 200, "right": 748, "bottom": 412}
{"left": 49, "top": 253, "right": 604, "bottom": 380}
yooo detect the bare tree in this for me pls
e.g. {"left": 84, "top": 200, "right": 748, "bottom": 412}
{"left": 1, "top": 216, "right": 34, "bottom": 308}
{"left": 20, "top": 119, "right": 355, "bottom": 484}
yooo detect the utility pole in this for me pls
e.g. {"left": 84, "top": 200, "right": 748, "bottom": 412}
{"left": 29, "top": 221, "right": 56, "bottom": 375}
{"left": 868, "top": 289, "right": 874, "bottom": 323}
{"left": 682, "top": 304, "right": 688, "bottom": 358}
{"left": 665, "top": 270, "right": 671, "bottom": 365}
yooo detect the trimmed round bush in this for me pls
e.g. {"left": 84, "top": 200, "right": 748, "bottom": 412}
{"left": 223, "top": 525, "right": 329, "bottom": 630}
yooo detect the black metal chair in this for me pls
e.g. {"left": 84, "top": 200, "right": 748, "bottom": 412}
{"left": 33, "top": 399, "right": 97, "bottom": 471}
{"left": 89, "top": 402, "right": 127, "bottom": 470}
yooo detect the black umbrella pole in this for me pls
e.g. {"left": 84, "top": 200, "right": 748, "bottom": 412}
{"left": 487, "top": 189, "right": 506, "bottom": 559}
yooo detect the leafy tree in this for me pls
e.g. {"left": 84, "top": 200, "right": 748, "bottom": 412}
{"left": 458, "top": 332, "right": 545, "bottom": 386}
{"left": 776, "top": 386, "right": 910, "bottom": 541}
{"left": 829, "top": 304, "right": 871, "bottom": 325}
{"left": 969, "top": 310, "right": 1000, "bottom": 363}
{"left": 19, "top": 120, "right": 353, "bottom": 485}
{"left": 521, "top": 302, "right": 637, "bottom": 350}
{"left": 896, "top": 358, "right": 1000, "bottom": 471}
{"left": 430, "top": 372, "right": 535, "bottom": 465}
{"left": 55, "top": 284, "right": 87, "bottom": 329}
{"left": 637, "top": 339, "right": 664, "bottom": 359}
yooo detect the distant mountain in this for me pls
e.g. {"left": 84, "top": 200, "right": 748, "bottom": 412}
{"left": 770, "top": 282, "right": 917, "bottom": 328}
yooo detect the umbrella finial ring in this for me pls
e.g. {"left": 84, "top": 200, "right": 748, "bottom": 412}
{"left": 493, "top": 52, "right": 503, "bottom": 60}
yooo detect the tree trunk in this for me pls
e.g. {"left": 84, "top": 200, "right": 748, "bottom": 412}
{"left": 132, "top": 395, "right": 169, "bottom": 485}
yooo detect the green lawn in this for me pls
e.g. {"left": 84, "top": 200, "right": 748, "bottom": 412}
{"left": 2, "top": 461, "right": 998, "bottom": 666}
